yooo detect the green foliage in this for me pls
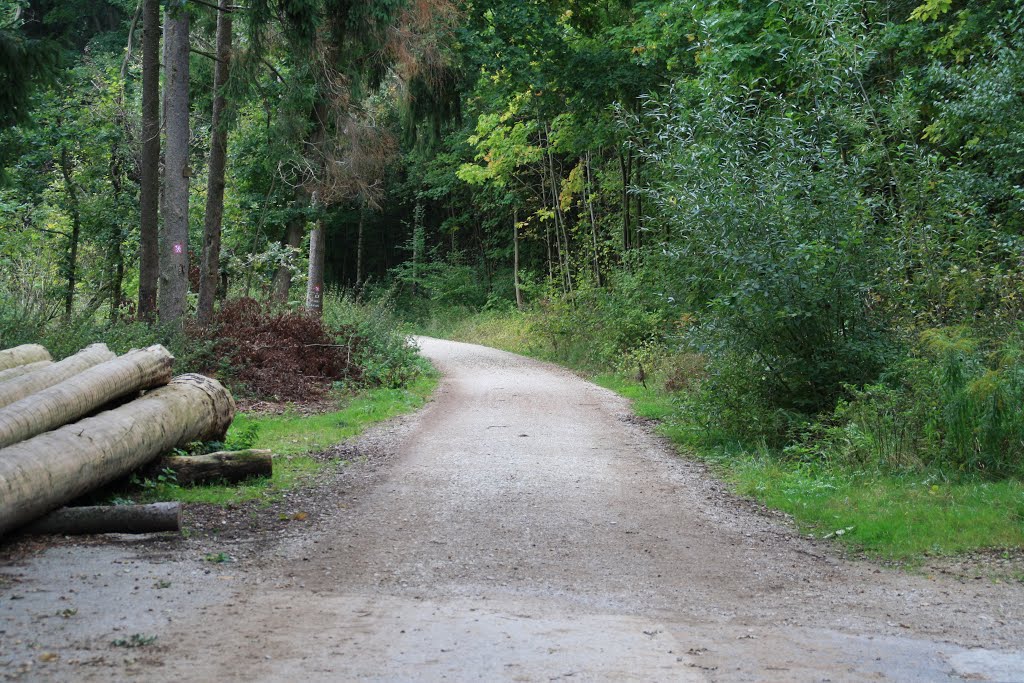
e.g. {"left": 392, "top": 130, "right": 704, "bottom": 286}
{"left": 426, "top": 305, "right": 1024, "bottom": 559}
{"left": 0, "top": 1, "right": 61, "bottom": 129}
{"left": 816, "top": 328, "right": 1024, "bottom": 478}
{"left": 0, "top": 295, "right": 213, "bottom": 367}
{"left": 111, "top": 634, "right": 157, "bottom": 648}
{"left": 322, "top": 290, "right": 429, "bottom": 388}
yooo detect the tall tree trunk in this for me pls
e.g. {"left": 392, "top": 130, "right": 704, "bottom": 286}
{"left": 58, "top": 145, "right": 81, "bottom": 320}
{"left": 635, "top": 154, "right": 643, "bottom": 249}
{"left": 108, "top": 137, "right": 126, "bottom": 322}
{"left": 110, "top": 240, "right": 124, "bottom": 321}
{"left": 138, "top": 0, "right": 160, "bottom": 320}
{"left": 198, "top": 0, "right": 232, "bottom": 326}
{"left": 159, "top": 8, "right": 190, "bottom": 326}
{"left": 618, "top": 148, "right": 631, "bottom": 252}
{"left": 306, "top": 219, "right": 325, "bottom": 316}
{"left": 513, "top": 208, "right": 523, "bottom": 310}
{"left": 544, "top": 129, "right": 572, "bottom": 294}
{"left": 584, "top": 151, "right": 601, "bottom": 286}
{"left": 355, "top": 205, "right": 365, "bottom": 288}
{"left": 303, "top": 100, "right": 328, "bottom": 316}
{"left": 272, "top": 215, "right": 304, "bottom": 305}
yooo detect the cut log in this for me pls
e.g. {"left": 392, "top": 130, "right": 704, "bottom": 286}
{"left": 0, "top": 344, "right": 51, "bottom": 371}
{"left": 0, "top": 360, "right": 52, "bottom": 385}
{"left": 0, "top": 343, "right": 115, "bottom": 410}
{"left": 0, "top": 345, "right": 174, "bottom": 449}
{"left": 0, "top": 373, "right": 235, "bottom": 537}
{"left": 21, "top": 502, "right": 181, "bottom": 535}
{"left": 163, "top": 449, "right": 273, "bottom": 485}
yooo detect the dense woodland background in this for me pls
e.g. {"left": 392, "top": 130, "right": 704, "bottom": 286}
{"left": 1, "top": 0, "right": 1023, "bottom": 481}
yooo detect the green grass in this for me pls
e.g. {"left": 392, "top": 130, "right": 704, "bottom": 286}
{"left": 229, "top": 377, "right": 436, "bottom": 456}
{"left": 600, "top": 373, "right": 1024, "bottom": 560}
{"left": 427, "top": 307, "right": 1024, "bottom": 561}
{"left": 139, "top": 372, "right": 438, "bottom": 507}
{"left": 707, "top": 449, "right": 1024, "bottom": 559}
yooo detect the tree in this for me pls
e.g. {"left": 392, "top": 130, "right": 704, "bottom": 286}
{"left": 0, "top": 0, "right": 59, "bottom": 131}
{"left": 138, "top": 0, "right": 160, "bottom": 319}
{"left": 197, "top": 0, "right": 233, "bottom": 325}
{"left": 158, "top": 1, "right": 190, "bottom": 326}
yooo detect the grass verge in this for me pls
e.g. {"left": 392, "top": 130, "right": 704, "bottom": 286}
{"left": 138, "top": 372, "right": 437, "bottom": 507}
{"left": 431, "top": 309, "right": 1024, "bottom": 562}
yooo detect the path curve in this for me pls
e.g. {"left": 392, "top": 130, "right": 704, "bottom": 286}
{"left": 6, "top": 337, "right": 1024, "bottom": 681}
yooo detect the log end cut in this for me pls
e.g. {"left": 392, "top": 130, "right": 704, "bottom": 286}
{"left": 168, "top": 373, "right": 236, "bottom": 442}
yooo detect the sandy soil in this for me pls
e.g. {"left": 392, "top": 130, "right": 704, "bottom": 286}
{"left": 2, "top": 337, "right": 1023, "bottom": 682}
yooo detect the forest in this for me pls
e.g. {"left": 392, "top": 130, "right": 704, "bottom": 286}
{"left": 2, "top": 0, "right": 1023, "bottom": 548}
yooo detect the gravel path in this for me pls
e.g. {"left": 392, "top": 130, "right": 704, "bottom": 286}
{"left": 2, "top": 337, "right": 1023, "bottom": 681}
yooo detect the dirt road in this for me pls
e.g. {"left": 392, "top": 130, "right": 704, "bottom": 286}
{"left": 3, "top": 337, "right": 1023, "bottom": 681}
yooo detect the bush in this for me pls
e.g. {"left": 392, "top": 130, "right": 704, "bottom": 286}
{"left": 0, "top": 295, "right": 211, "bottom": 369}
{"left": 814, "top": 327, "right": 1024, "bottom": 478}
{"left": 322, "top": 290, "right": 426, "bottom": 389}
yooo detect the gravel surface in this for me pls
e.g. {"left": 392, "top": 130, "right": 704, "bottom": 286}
{"left": 2, "top": 337, "right": 1023, "bottom": 682}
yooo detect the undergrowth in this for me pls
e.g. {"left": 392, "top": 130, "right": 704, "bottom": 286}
{"left": 426, "top": 305, "right": 1024, "bottom": 561}
{"left": 133, "top": 372, "right": 437, "bottom": 507}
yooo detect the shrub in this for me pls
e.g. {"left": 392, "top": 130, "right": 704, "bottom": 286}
{"left": 322, "top": 290, "right": 425, "bottom": 389}
{"left": 813, "top": 327, "right": 1024, "bottom": 478}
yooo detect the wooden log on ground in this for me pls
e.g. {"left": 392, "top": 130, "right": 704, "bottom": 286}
{"left": 0, "top": 343, "right": 115, "bottom": 410}
{"left": 163, "top": 449, "right": 273, "bottom": 485}
{"left": 0, "top": 344, "right": 51, "bottom": 371}
{"left": 21, "top": 502, "right": 181, "bottom": 535}
{"left": 0, "top": 360, "right": 52, "bottom": 385}
{"left": 0, "top": 374, "right": 235, "bottom": 537}
{"left": 0, "top": 345, "right": 174, "bottom": 449}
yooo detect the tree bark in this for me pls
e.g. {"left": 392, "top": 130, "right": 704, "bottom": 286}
{"left": 272, "top": 215, "right": 304, "bottom": 305}
{"left": 306, "top": 220, "right": 325, "bottom": 315}
{"left": 197, "top": 0, "right": 232, "bottom": 326}
{"left": 0, "top": 361, "right": 52, "bottom": 385}
{"left": 355, "top": 205, "right": 365, "bottom": 288}
{"left": 0, "top": 345, "right": 174, "bottom": 449}
{"left": 544, "top": 124, "right": 572, "bottom": 294}
{"left": 109, "top": 234, "right": 125, "bottom": 321}
{"left": 0, "top": 344, "right": 116, "bottom": 410}
{"left": 58, "top": 144, "right": 82, "bottom": 319}
{"left": 584, "top": 151, "right": 601, "bottom": 286}
{"left": 0, "top": 345, "right": 51, "bottom": 371}
{"left": 0, "top": 374, "right": 235, "bottom": 537}
{"left": 138, "top": 0, "right": 160, "bottom": 320}
{"left": 159, "top": 7, "right": 191, "bottom": 326}
{"left": 22, "top": 502, "right": 181, "bottom": 536}
{"left": 162, "top": 449, "right": 272, "bottom": 485}
{"left": 618, "top": 148, "right": 631, "bottom": 252}
{"left": 303, "top": 99, "right": 328, "bottom": 316}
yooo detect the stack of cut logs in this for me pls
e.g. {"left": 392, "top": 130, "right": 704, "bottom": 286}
{"left": 0, "top": 343, "right": 272, "bottom": 538}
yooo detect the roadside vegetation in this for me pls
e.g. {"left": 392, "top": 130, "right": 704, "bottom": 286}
{"left": 419, "top": 308, "right": 1024, "bottom": 562}
{"left": 133, "top": 372, "right": 436, "bottom": 508}
{"left": 2, "top": 289, "right": 433, "bottom": 507}
{"left": 2, "top": 0, "right": 1021, "bottom": 559}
